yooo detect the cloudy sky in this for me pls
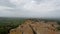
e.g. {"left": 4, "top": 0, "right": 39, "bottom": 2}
{"left": 0, "top": 0, "right": 60, "bottom": 18}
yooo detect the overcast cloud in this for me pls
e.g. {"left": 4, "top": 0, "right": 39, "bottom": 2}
{"left": 0, "top": 0, "right": 60, "bottom": 18}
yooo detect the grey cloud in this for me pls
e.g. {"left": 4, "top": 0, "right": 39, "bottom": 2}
{"left": 0, "top": 0, "right": 60, "bottom": 18}
{"left": 0, "top": 0, "right": 16, "bottom": 8}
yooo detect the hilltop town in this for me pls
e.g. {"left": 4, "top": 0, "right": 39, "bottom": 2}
{"left": 9, "top": 19, "right": 60, "bottom": 34}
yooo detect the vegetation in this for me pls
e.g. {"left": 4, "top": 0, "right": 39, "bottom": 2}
{"left": 0, "top": 17, "right": 25, "bottom": 34}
